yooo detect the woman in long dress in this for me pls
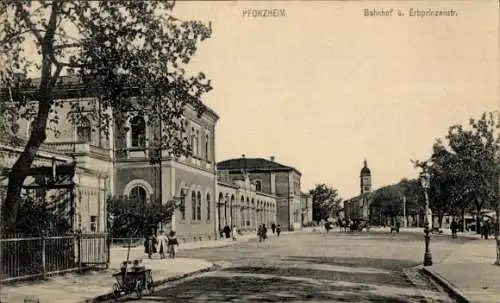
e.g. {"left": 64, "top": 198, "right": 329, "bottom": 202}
{"left": 157, "top": 230, "right": 168, "bottom": 259}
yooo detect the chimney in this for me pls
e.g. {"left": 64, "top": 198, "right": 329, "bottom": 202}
{"left": 270, "top": 156, "right": 275, "bottom": 162}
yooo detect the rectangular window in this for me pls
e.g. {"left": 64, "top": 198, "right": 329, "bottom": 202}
{"left": 90, "top": 216, "right": 97, "bottom": 232}
{"left": 255, "top": 180, "right": 262, "bottom": 192}
{"left": 181, "top": 192, "right": 186, "bottom": 220}
{"left": 77, "top": 126, "right": 91, "bottom": 143}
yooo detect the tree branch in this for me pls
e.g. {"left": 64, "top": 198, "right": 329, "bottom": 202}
{"left": 53, "top": 42, "right": 82, "bottom": 50}
{"left": 14, "top": 2, "right": 43, "bottom": 44}
{"left": 43, "top": 0, "right": 60, "bottom": 43}
{"left": 0, "top": 29, "right": 31, "bottom": 44}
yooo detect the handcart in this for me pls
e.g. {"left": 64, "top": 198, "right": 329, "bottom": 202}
{"left": 111, "top": 240, "right": 154, "bottom": 298}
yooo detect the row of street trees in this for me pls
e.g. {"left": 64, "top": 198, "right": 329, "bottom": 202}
{"left": 369, "top": 178, "right": 425, "bottom": 226}
{"left": 414, "top": 112, "right": 500, "bottom": 265}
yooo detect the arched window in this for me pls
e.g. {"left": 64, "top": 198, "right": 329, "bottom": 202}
{"left": 129, "top": 186, "right": 147, "bottom": 203}
{"left": 130, "top": 115, "right": 146, "bottom": 147}
{"left": 240, "top": 196, "right": 245, "bottom": 227}
{"left": 191, "top": 191, "right": 196, "bottom": 220}
{"left": 77, "top": 116, "right": 91, "bottom": 143}
{"left": 206, "top": 193, "right": 211, "bottom": 220}
{"left": 196, "top": 191, "right": 202, "bottom": 221}
{"left": 246, "top": 197, "right": 250, "bottom": 226}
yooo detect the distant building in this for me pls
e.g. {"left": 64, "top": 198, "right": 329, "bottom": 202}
{"left": 216, "top": 155, "right": 303, "bottom": 231}
{"left": 216, "top": 171, "right": 277, "bottom": 233}
{"left": 344, "top": 159, "right": 373, "bottom": 221}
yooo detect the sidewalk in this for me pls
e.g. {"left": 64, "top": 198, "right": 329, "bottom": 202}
{"left": 375, "top": 226, "right": 493, "bottom": 240}
{"left": 422, "top": 238, "right": 500, "bottom": 302}
{"left": 0, "top": 233, "right": 259, "bottom": 303}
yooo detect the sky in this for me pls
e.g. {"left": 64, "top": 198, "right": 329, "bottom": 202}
{"left": 17, "top": 1, "right": 499, "bottom": 199}
{"left": 171, "top": 1, "right": 499, "bottom": 198}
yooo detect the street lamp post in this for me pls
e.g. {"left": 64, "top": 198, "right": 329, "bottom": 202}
{"left": 420, "top": 170, "right": 433, "bottom": 266}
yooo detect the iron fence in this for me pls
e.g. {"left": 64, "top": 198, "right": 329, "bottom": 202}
{"left": 0, "top": 232, "right": 109, "bottom": 283}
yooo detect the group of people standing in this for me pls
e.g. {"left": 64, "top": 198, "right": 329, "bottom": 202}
{"left": 144, "top": 229, "right": 180, "bottom": 259}
{"left": 258, "top": 223, "right": 282, "bottom": 241}
{"left": 222, "top": 225, "right": 239, "bottom": 240}
{"left": 450, "top": 219, "right": 496, "bottom": 239}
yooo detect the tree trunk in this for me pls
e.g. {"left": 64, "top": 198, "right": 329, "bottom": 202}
{"left": 476, "top": 214, "right": 481, "bottom": 234}
{"left": 461, "top": 207, "right": 466, "bottom": 232}
{"left": 495, "top": 207, "right": 500, "bottom": 265}
{"left": 438, "top": 212, "right": 444, "bottom": 228}
{"left": 475, "top": 202, "right": 483, "bottom": 234}
{"left": 1, "top": 52, "right": 54, "bottom": 232}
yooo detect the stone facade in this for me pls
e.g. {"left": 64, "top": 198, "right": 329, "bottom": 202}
{"left": 216, "top": 156, "right": 303, "bottom": 231}
{"left": 216, "top": 173, "right": 277, "bottom": 234}
{"left": 113, "top": 102, "right": 219, "bottom": 242}
{"left": 300, "top": 193, "right": 313, "bottom": 225}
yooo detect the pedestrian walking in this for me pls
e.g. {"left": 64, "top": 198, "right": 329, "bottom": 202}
{"left": 144, "top": 229, "right": 157, "bottom": 259}
{"left": 157, "top": 230, "right": 168, "bottom": 259}
{"left": 271, "top": 223, "right": 276, "bottom": 234}
{"left": 450, "top": 219, "right": 458, "bottom": 239}
{"left": 232, "top": 225, "right": 238, "bottom": 241}
{"left": 223, "top": 225, "right": 231, "bottom": 239}
{"left": 483, "top": 220, "right": 490, "bottom": 240}
{"left": 262, "top": 224, "right": 268, "bottom": 241}
{"left": 276, "top": 224, "right": 281, "bottom": 237}
{"left": 258, "top": 225, "right": 263, "bottom": 242}
{"left": 167, "top": 230, "right": 179, "bottom": 259}
{"left": 325, "top": 221, "right": 332, "bottom": 233}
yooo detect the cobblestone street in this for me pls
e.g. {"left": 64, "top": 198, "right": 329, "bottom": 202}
{"left": 109, "top": 231, "right": 470, "bottom": 302}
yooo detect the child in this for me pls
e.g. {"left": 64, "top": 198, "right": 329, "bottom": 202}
{"left": 167, "top": 230, "right": 179, "bottom": 258}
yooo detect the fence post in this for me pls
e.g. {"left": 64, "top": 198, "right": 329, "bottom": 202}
{"left": 106, "top": 233, "right": 111, "bottom": 269}
{"left": 77, "top": 231, "right": 82, "bottom": 273}
{"left": 41, "top": 234, "right": 47, "bottom": 279}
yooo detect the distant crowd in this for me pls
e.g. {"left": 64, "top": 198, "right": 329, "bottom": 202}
{"left": 220, "top": 223, "right": 282, "bottom": 242}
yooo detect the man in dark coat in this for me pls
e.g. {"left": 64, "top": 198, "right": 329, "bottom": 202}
{"left": 223, "top": 225, "right": 231, "bottom": 238}
{"left": 450, "top": 219, "right": 458, "bottom": 238}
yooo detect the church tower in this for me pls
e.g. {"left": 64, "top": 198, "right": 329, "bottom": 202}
{"left": 360, "top": 159, "right": 372, "bottom": 194}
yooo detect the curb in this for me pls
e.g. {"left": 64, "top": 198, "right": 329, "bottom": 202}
{"left": 84, "top": 264, "right": 217, "bottom": 302}
{"left": 420, "top": 266, "right": 471, "bottom": 303}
